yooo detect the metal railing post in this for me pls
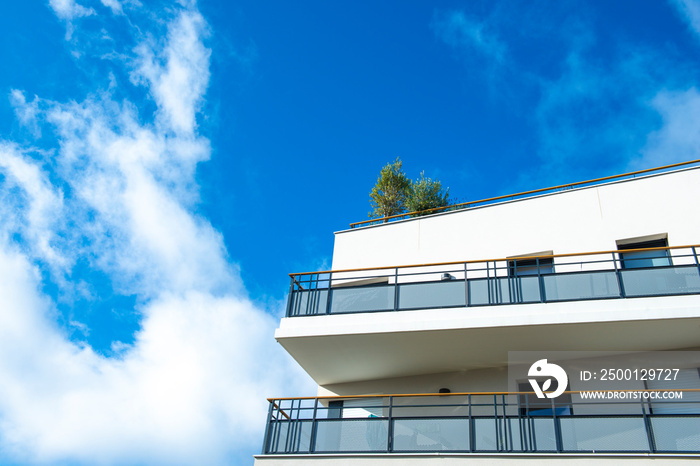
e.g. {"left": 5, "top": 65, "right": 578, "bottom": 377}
{"left": 468, "top": 394, "right": 474, "bottom": 452}
{"left": 613, "top": 252, "right": 626, "bottom": 298}
{"left": 464, "top": 262, "right": 470, "bottom": 307}
{"left": 493, "top": 394, "right": 501, "bottom": 451}
{"left": 387, "top": 396, "right": 394, "bottom": 452}
{"left": 393, "top": 268, "right": 399, "bottom": 311}
{"left": 325, "top": 272, "right": 332, "bottom": 315}
{"left": 537, "top": 258, "right": 546, "bottom": 303}
{"left": 693, "top": 247, "right": 700, "bottom": 279}
{"left": 286, "top": 277, "right": 295, "bottom": 317}
{"left": 261, "top": 400, "right": 274, "bottom": 454}
{"left": 552, "top": 396, "right": 562, "bottom": 452}
{"left": 309, "top": 398, "right": 319, "bottom": 453}
{"left": 487, "top": 261, "right": 492, "bottom": 304}
{"left": 642, "top": 394, "right": 656, "bottom": 453}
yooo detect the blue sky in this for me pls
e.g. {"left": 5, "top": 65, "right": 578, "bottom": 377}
{"left": 1, "top": 0, "right": 700, "bottom": 464}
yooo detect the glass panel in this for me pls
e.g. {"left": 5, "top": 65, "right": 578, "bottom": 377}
{"left": 392, "top": 418, "right": 469, "bottom": 451}
{"left": 474, "top": 418, "right": 499, "bottom": 451}
{"left": 621, "top": 266, "right": 700, "bottom": 297}
{"left": 543, "top": 271, "right": 619, "bottom": 301}
{"left": 531, "top": 417, "right": 557, "bottom": 451}
{"left": 468, "top": 279, "right": 489, "bottom": 306}
{"left": 512, "top": 276, "right": 541, "bottom": 303}
{"left": 266, "top": 420, "right": 313, "bottom": 453}
{"left": 288, "top": 289, "right": 328, "bottom": 316}
{"left": 266, "top": 420, "right": 289, "bottom": 453}
{"left": 651, "top": 416, "right": 700, "bottom": 452}
{"left": 314, "top": 419, "right": 389, "bottom": 452}
{"left": 559, "top": 417, "right": 649, "bottom": 451}
{"left": 329, "top": 285, "right": 394, "bottom": 313}
{"left": 398, "top": 280, "right": 466, "bottom": 309}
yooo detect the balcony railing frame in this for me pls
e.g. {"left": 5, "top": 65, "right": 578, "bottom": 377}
{"left": 286, "top": 245, "right": 700, "bottom": 317}
{"left": 262, "top": 391, "right": 700, "bottom": 456}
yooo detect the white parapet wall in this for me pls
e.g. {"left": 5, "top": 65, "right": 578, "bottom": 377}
{"left": 332, "top": 168, "right": 700, "bottom": 271}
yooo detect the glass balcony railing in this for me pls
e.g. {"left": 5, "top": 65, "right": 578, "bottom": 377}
{"left": 286, "top": 246, "right": 700, "bottom": 317}
{"left": 262, "top": 392, "right": 700, "bottom": 455}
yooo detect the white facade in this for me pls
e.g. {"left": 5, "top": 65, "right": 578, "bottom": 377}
{"left": 258, "top": 164, "right": 700, "bottom": 463}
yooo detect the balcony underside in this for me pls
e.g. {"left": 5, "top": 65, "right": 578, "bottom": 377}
{"left": 275, "top": 295, "right": 700, "bottom": 385}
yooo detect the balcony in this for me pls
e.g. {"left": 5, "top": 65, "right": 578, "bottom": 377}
{"left": 287, "top": 246, "right": 700, "bottom": 317}
{"left": 261, "top": 392, "right": 700, "bottom": 456}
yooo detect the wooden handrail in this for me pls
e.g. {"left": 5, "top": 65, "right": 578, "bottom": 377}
{"left": 271, "top": 401, "right": 290, "bottom": 420}
{"left": 350, "top": 159, "right": 700, "bottom": 228}
{"left": 289, "top": 244, "right": 700, "bottom": 277}
{"left": 268, "top": 388, "right": 700, "bottom": 402}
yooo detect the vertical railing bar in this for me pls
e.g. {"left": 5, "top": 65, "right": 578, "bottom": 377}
{"left": 514, "top": 259, "right": 522, "bottom": 303}
{"left": 642, "top": 395, "right": 656, "bottom": 453}
{"left": 387, "top": 396, "right": 394, "bottom": 452}
{"left": 493, "top": 394, "right": 501, "bottom": 452}
{"left": 525, "top": 394, "right": 535, "bottom": 451}
{"left": 286, "top": 277, "right": 295, "bottom": 317}
{"left": 552, "top": 396, "right": 562, "bottom": 453}
{"left": 537, "top": 257, "right": 546, "bottom": 303}
{"left": 496, "top": 261, "right": 502, "bottom": 304}
{"left": 693, "top": 247, "right": 700, "bottom": 280}
{"left": 464, "top": 262, "right": 469, "bottom": 307}
{"left": 502, "top": 394, "right": 511, "bottom": 451}
{"left": 613, "top": 251, "right": 626, "bottom": 298}
{"left": 325, "top": 272, "right": 332, "bottom": 315}
{"left": 469, "top": 394, "right": 474, "bottom": 452}
{"left": 291, "top": 399, "right": 300, "bottom": 453}
{"left": 309, "top": 398, "right": 318, "bottom": 453}
{"left": 393, "top": 268, "right": 399, "bottom": 311}
{"left": 261, "top": 400, "right": 274, "bottom": 454}
{"left": 507, "top": 262, "right": 513, "bottom": 305}
{"left": 282, "top": 399, "right": 293, "bottom": 453}
{"left": 487, "top": 261, "right": 492, "bottom": 305}
{"left": 309, "top": 277, "right": 317, "bottom": 316}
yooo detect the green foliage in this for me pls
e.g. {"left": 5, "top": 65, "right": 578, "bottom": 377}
{"left": 407, "top": 171, "right": 450, "bottom": 216}
{"left": 369, "top": 159, "right": 451, "bottom": 221}
{"left": 369, "top": 158, "right": 411, "bottom": 220}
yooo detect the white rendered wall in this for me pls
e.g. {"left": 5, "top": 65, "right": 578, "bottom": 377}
{"left": 332, "top": 168, "right": 700, "bottom": 271}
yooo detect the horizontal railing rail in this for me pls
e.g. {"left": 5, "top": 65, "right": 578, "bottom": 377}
{"left": 350, "top": 159, "right": 700, "bottom": 228}
{"left": 286, "top": 245, "right": 700, "bottom": 317}
{"left": 262, "top": 391, "right": 700, "bottom": 455}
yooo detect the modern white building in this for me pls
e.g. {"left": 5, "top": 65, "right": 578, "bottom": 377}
{"left": 255, "top": 161, "right": 700, "bottom": 464}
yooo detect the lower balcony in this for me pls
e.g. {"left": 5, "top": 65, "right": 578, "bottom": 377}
{"left": 260, "top": 392, "right": 700, "bottom": 459}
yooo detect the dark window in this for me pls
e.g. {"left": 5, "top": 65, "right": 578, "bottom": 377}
{"left": 517, "top": 381, "right": 572, "bottom": 416}
{"left": 509, "top": 257, "right": 554, "bottom": 277}
{"left": 618, "top": 238, "right": 670, "bottom": 269}
{"left": 327, "top": 400, "right": 343, "bottom": 419}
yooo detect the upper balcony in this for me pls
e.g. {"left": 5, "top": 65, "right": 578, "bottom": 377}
{"left": 287, "top": 245, "right": 700, "bottom": 317}
{"left": 276, "top": 246, "right": 700, "bottom": 385}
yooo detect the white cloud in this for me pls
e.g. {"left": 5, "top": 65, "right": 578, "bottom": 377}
{"left": 9, "top": 90, "right": 42, "bottom": 138}
{"left": 134, "top": 11, "right": 211, "bottom": 137}
{"left": 101, "top": 0, "right": 123, "bottom": 15}
{"left": 48, "top": 0, "right": 95, "bottom": 20}
{"left": 0, "top": 3, "right": 314, "bottom": 465}
{"left": 671, "top": 0, "right": 700, "bottom": 38}
{"left": 636, "top": 88, "right": 700, "bottom": 168}
{"left": 0, "top": 143, "right": 66, "bottom": 271}
{"left": 433, "top": 11, "right": 507, "bottom": 66}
